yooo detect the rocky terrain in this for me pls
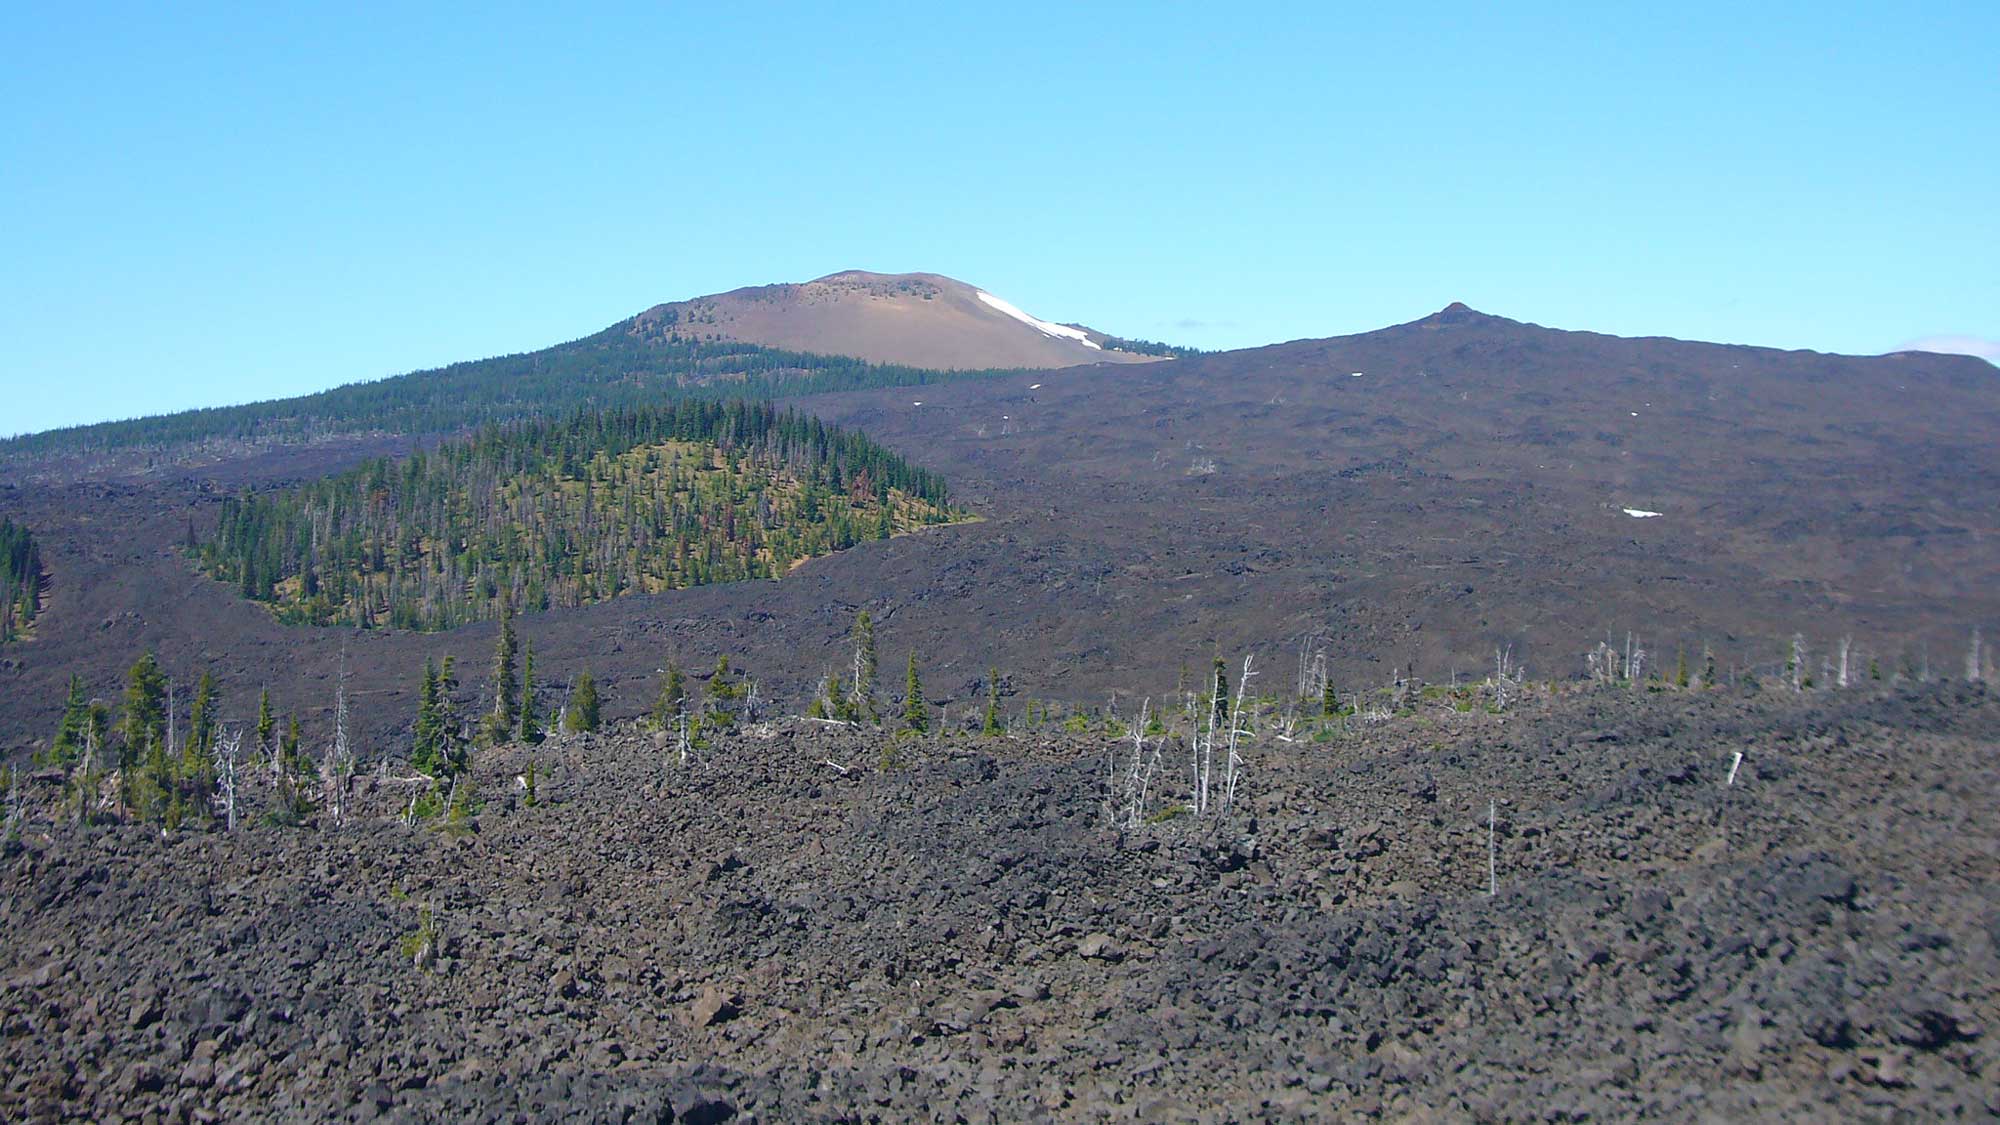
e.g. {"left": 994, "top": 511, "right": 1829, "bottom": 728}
{"left": 4, "top": 680, "right": 1997, "bottom": 1121}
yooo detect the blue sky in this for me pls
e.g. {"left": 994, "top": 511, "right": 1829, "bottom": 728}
{"left": 4, "top": 3, "right": 1995, "bottom": 435}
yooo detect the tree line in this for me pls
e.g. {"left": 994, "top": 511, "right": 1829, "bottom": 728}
{"left": 192, "top": 400, "right": 962, "bottom": 631}
{"left": 0, "top": 325, "right": 1025, "bottom": 456}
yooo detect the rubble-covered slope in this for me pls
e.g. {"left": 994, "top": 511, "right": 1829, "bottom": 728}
{"left": 3, "top": 682, "right": 1997, "bottom": 1121}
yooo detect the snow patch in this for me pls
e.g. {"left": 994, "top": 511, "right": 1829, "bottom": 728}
{"left": 1028, "top": 383, "right": 1042, "bottom": 389}
{"left": 1350, "top": 372, "right": 1364, "bottom": 378}
{"left": 975, "top": 291, "right": 1102, "bottom": 349}
{"left": 1622, "top": 508, "right": 1662, "bottom": 518}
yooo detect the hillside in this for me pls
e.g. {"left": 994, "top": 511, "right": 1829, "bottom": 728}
{"left": 633, "top": 270, "right": 1172, "bottom": 371}
{"left": 2, "top": 272, "right": 1175, "bottom": 461}
{"left": 0, "top": 303, "right": 1994, "bottom": 765}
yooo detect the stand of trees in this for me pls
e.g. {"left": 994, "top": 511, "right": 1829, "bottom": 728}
{"left": 0, "top": 518, "right": 43, "bottom": 644}
{"left": 194, "top": 400, "right": 963, "bottom": 630}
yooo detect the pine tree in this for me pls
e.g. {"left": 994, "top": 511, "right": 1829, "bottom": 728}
{"left": 51, "top": 674, "right": 89, "bottom": 765}
{"left": 486, "top": 601, "right": 518, "bottom": 745}
{"left": 1320, "top": 677, "right": 1339, "bottom": 718}
{"left": 566, "top": 671, "right": 601, "bottom": 733}
{"left": 652, "top": 663, "right": 686, "bottom": 730}
{"left": 255, "top": 688, "right": 275, "bottom": 759}
{"left": 119, "top": 653, "right": 168, "bottom": 765}
{"left": 413, "top": 658, "right": 443, "bottom": 775}
{"left": 520, "top": 643, "right": 543, "bottom": 745}
{"left": 283, "top": 715, "right": 303, "bottom": 774}
{"left": 903, "top": 654, "right": 927, "bottom": 733}
{"left": 1702, "top": 648, "right": 1717, "bottom": 690}
{"left": 982, "top": 666, "right": 1003, "bottom": 735}
{"left": 1675, "top": 648, "right": 1689, "bottom": 689}
{"left": 188, "top": 670, "right": 219, "bottom": 773}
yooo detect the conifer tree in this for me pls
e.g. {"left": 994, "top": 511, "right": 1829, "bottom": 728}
{"left": 486, "top": 601, "right": 518, "bottom": 745}
{"left": 903, "top": 653, "right": 927, "bottom": 733}
{"left": 652, "top": 663, "right": 686, "bottom": 730}
{"left": 119, "top": 653, "right": 168, "bottom": 765}
{"left": 1675, "top": 649, "right": 1689, "bottom": 689}
{"left": 256, "top": 688, "right": 275, "bottom": 759}
{"left": 982, "top": 667, "right": 1003, "bottom": 735}
{"left": 520, "top": 643, "right": 542, "bottom": 745}
{"left": 566, "top": 670, "right": 601, "bottom": 733}
{"left": 413, "top": 658, "right": 443, "bottom": 775}
{"left": 1321, "top": 678, "right": 1339, "bottom": 718}
{"left": 188, "top": 670, "right": 220, "bottom": 767}
{"left": 51, "top": 674, "right": 89, "bottom": 765}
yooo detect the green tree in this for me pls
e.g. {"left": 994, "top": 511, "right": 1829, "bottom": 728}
{"left": 652, "top": 662, "right": 686, "bottom": 730}
{"left": 485, "top": 601, "right": 519, "bottom": 745}
{"left": 520, "top": 643, "right": 543, "bottom": 745}
{"left": 903, "top": 653, "right": 928, "bottom": 733}
{"left": 119, "top": 653, "right": 168, "bottom": 765}
{"left": 255, "top": 688, "right": 275, "bottom": 758}
{"left": 412, "top": 658, "right": 443, "bottom": 775}
{"left": 1320, "top": 678, "right": 1339, "bottom": 718}
{"left": 50, "top": 674, "right": 90, "bottom": 765}
{"left": 982, "top": 667, "right": 1003, "bottom": 735}
{"left": 1675, "top": 648, "right": 1689, "bottom": 689}
{"left": 566, "top": 670, "right": 601, "bottom": 733}
{"left": 188, "top": 670, "right": 220, "bottom": 766}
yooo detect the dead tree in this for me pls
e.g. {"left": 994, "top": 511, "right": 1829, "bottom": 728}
{"left": 1970, "top": 628, "right": 1986, "bottom": 683}
{"left": 1490, "top": 646, "right": 1523, "bottom": 711}
{"left": 321, "top": 651, "right": 355, "bottom": 828}
{"left": 214, "top": 730, "right": 242, "bottom": 832}
{"left": 1791, "top": 633, "right": 1808, "bottom": 691}
{"left": 1221, "top": 655, "right": 1255, "bottom": 816}
{"left": 1587, "top": 639, "right": 1620, "bottom": 685}
{"left": 1837, "top": 636, "right": 1853, "bottom": 689}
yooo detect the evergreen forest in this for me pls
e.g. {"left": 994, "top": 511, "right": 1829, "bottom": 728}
{"left": 0, "top": 518, "right": 44, "bottom": 643}
{"left": 192, "top": 400, "right": 963, "bottom": 630}
{"left": 0, "top": 326, "right": 1018, "bottom": 456}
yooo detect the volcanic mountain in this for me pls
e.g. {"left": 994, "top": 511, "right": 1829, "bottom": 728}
{"left": 1, "top": 297, "right": 1996, "bottom": 761}
{"left": 628, "top": 270, "right": 1166, "bottom": 371}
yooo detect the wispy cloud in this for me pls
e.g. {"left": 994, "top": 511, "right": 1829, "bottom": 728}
{"left": 1894, "top": 335, "right": 2000, "bottom": 363}
{"left": 1171, "top": 317, "right": 1237, "bottom": 331}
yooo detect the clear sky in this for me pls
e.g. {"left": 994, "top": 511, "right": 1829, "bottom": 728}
{"left": 4, "top": 3, "right": 1995, "bottom": 435}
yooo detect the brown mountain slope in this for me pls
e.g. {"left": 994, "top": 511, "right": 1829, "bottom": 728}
{"left": 627, "top": 270, "right": 1164, "bottom": 370}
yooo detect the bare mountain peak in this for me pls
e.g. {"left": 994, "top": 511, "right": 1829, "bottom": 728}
{"left": 632, "top": 271, "right": 1158, "bottom": 371}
